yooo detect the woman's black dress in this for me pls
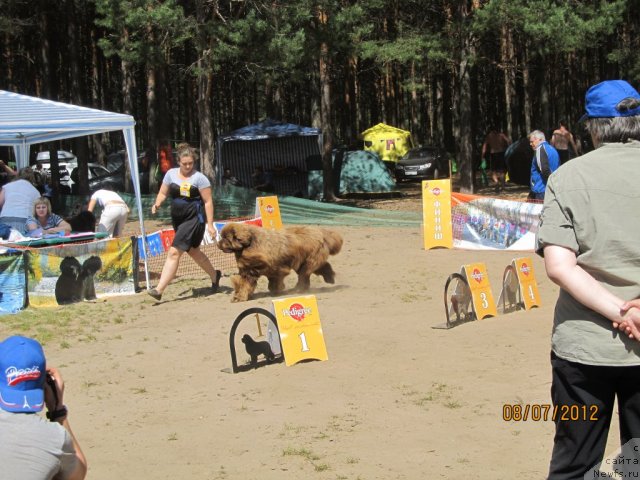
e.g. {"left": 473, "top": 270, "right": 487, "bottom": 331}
{"left": 169, "top": 182, "right": 206, "bottom": 251}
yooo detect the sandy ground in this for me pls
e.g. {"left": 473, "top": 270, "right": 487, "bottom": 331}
{"left": 1, "top": 183, "right": 623, "bottom": 479}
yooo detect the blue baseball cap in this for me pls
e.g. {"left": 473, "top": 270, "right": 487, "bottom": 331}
{"left": 580, "top": 80, "right": 640, "bottom": 121}
{"left": 0, "top": 336, "right": 46, "bottom": 413}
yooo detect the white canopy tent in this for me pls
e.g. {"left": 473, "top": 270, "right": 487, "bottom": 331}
{"left": 0, "top": 89, "right": 150, "bottom": 285}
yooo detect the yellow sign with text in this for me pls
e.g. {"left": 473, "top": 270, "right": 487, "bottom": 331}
{"left": 271, "top": 295, "right": 328, "bottom": 366}
{"left": 462, "top": 262, "right": 497, "bottom": 319}
{"left": 256, "top": 196, "right": 283, "bottom": 230}
{"left": 513, "top": 257, "right": 541, "bottom": 310}
{"left": 422, "top": 179, "right": 453, "bottom": 249}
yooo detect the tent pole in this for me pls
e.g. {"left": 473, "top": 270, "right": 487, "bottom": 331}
{"left": 123, "top": 128, "right": 150, "bottom": 288}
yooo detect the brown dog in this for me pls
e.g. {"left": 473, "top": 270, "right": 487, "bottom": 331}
{"left": 217, "top": 223, "right": 343, "bottom": 302}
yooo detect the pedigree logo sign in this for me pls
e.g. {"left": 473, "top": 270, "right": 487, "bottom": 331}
{"left": 271, "top": 295, "right": 328, "bottom": 366}
{"left": 471, "top": 268, "right": 483, "bottom": 283}
{"left": 255, "top": 196, "right": 283, "bottom": 230}
{"left": 282, "top": 303, "right": 312, "bottom": 322}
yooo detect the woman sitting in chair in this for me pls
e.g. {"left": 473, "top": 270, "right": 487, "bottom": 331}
{"left": 24, "top": 197, "right": 71, "bottom": 237}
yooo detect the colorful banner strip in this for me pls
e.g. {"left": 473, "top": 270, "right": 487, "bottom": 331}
{"left": 451, "top": 193, "right": 543, "bottom": 251}
{"left": 0, "top": 251, "right": 28, "bottom": 315}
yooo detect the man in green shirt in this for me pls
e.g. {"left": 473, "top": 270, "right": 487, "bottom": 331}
{"left": 536, "top": 80, "right": 640, "bottom": 479}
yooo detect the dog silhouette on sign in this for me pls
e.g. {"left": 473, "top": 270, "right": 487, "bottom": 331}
{"left": 241, "top": 334, "right": 275, "bottom": 368}
{"left": 55, "top": 255, "right": 102, "bottom": 305}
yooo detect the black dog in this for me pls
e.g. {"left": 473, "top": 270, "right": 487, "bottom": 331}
{"left": 55, "top": 255, "right": 102, "bottom": 305}
{"left": 79, "top": 256, "right": 102, "bottom": 301}
{"left": 241, "top": 334, "right": 275, "bottom": 367}
{"left": 66, "top": 211, "right": 96, "bottom": 233}
{"left": 55, "top": 257, "right": 83, "bottom": 305}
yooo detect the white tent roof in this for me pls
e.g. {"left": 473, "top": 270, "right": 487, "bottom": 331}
{"left": 0, "top": 89, "right": 150, "bottom": 285}
{"left": 0, "top": 90, "right": 136, "bottom": 165}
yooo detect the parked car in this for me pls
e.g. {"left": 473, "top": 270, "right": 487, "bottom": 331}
{"left": 34, "top": 150, "right": 79, "bottom": 192}
{"left": 70, "top": 163, "right": 125, "bottom": 193}
{"left": 104, "top": 150, "right": 152, "bottom": 193}
{"left": 36, "top": 149, "right": 77, "bottom": 165}
{"left": 394, "top": 146, "right": 450, "bottom": 182}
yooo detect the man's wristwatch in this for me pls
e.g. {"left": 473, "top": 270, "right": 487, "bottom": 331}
{"left": 46, "top": 405, "right": 68, "bottom": 422}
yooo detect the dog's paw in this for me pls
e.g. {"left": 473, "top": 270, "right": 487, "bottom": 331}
{"left": 323, "top": 274, "right": 335, "bottom": 284}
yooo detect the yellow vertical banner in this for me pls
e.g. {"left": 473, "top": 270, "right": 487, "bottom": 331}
{"left": 255, "top": 196, "right": 283, "bottom": 230}
{"left": 422, "top": 179, "right": 453, "bottom": 249}
{"left": 513, "top": 257, "right": 541, "bottom": 310}
{"left": 271, "top": 295, "right": 328, "bottom": 366}
{"left": 462, "top": 262, "right": 497, "bottom": 319}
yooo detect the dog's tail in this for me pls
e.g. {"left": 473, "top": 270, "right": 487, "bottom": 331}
{"left": 322, "top": 229, "right": 343, "bottom": 255}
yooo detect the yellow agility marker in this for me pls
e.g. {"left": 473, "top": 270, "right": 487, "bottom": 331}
{"left": 422, "top": 179, "right": 453, "bottom": 249}
{"left": 255, "top": 196, "right": 283, "bottom": 230}
{"left": 271, "top": 295, "right": 328, "bottom": 366}
{"left": 513, "top": 257, "right": 541, "bottom": 310}
{"left": 462, "top": 262, "right": 497, "bottom": 319}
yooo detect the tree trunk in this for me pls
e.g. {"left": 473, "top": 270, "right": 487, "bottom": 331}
{"left": 522, "top": 47, "right": 532, "bottom": 135}
{"left": 352, "top": 57, "right": 362, "bottom": 140}
{"left": 410, "top": 61, "right": 419, "bottom": 144}
{"left": 121, "top": 28, "right": 134, "bottom": 193}
{"left": 320, "top": 41, "right": 335, "bottom": 200}
{"left": 69, "top": 0, "right": 89, "bottom": 195}
{"left": 38, "top": 0, "right": 51, "bottom": 99}
{"left": 146, "top": 63, "right": 158, "bottom": 183}
{"left": 90, "top": 25, "right": 106, "bottom": 165}
{"left": 195, "top": 0, "right": 216, "bottom": 181}
{"left": 198, "top": 72, "right": 215, "bottom": 179}
{"left": 457, "top": 1, "right": 477, "bottom": 193}
{"left": 501, "top": 24, "right": 515, "bottom": 139}
{"left": 317, "top": 6, "right": 335, "bottom": 202}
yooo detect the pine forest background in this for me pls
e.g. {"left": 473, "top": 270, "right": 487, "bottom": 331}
{"left": 1, "top": 0, "right": 639, "bottom": 194}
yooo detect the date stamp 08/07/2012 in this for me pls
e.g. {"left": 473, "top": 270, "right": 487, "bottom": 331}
{"left": 502, "top": 403, "right": 599, "bottom": 422}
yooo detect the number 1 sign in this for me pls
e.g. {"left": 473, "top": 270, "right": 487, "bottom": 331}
{"left": 270, "top": 295, "right": 328, "bottom": 366}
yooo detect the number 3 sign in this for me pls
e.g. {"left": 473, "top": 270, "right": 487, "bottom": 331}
{"left": 461, "top": 262, "right": 497, "bottom": 320}
{"left": 270, "top": 295, "right": 329, "bottom": 366}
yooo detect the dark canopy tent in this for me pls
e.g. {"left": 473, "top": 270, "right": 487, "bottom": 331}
{"left": 216, "top": 119, "right": 322, "bottom": 197}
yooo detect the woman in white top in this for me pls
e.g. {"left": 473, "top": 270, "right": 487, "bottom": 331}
{"left": 0, "top": 168, "right": 41, "bottom": 232}
{"left": 87, "top": 189, "right": 129, "bottom": 237}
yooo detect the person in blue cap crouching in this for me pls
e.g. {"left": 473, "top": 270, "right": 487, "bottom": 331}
{"left": 0, "top": 335, "right": 87, "bottom": 479}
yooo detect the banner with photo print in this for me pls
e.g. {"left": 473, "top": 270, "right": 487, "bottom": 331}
{"left": 451, "top": 193, "right": 543, "bottom": 251}
{"left": 27, "top": 237, "right": 135, "bottom": 308}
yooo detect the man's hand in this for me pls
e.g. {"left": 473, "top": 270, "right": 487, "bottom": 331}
{"left": 616, "top": 300, "right": 640, "bottom": 341}
{"left": 44, "top": 366, "right": 65, "bottom": 412}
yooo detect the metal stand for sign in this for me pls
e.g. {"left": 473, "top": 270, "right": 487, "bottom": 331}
{"left": 433, "top": 272, "right": 476, "bottom": 329}
{"left": 226, "top": 307, "right": 284, "bottom": 374}
{"left": 497, "top": 264, "right": 524, "bottom": 314}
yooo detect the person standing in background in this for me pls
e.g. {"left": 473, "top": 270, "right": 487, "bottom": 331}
{"left": 528, "top": 130, "right": 560, "bottom": 201}
{"left": 0, "top": 159, "right": 17, "bottom": 187}
{"left": 0, "top": 167, "right": 42, "bottom": 232}
{"left": 481, "top": 127, "right": 511, "bottom": 193}
{"left": 551, "top": 120, "right": 579, "bottom": 165}
{"left": 87, "top": 189, "right": 129, "bottom": 237}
